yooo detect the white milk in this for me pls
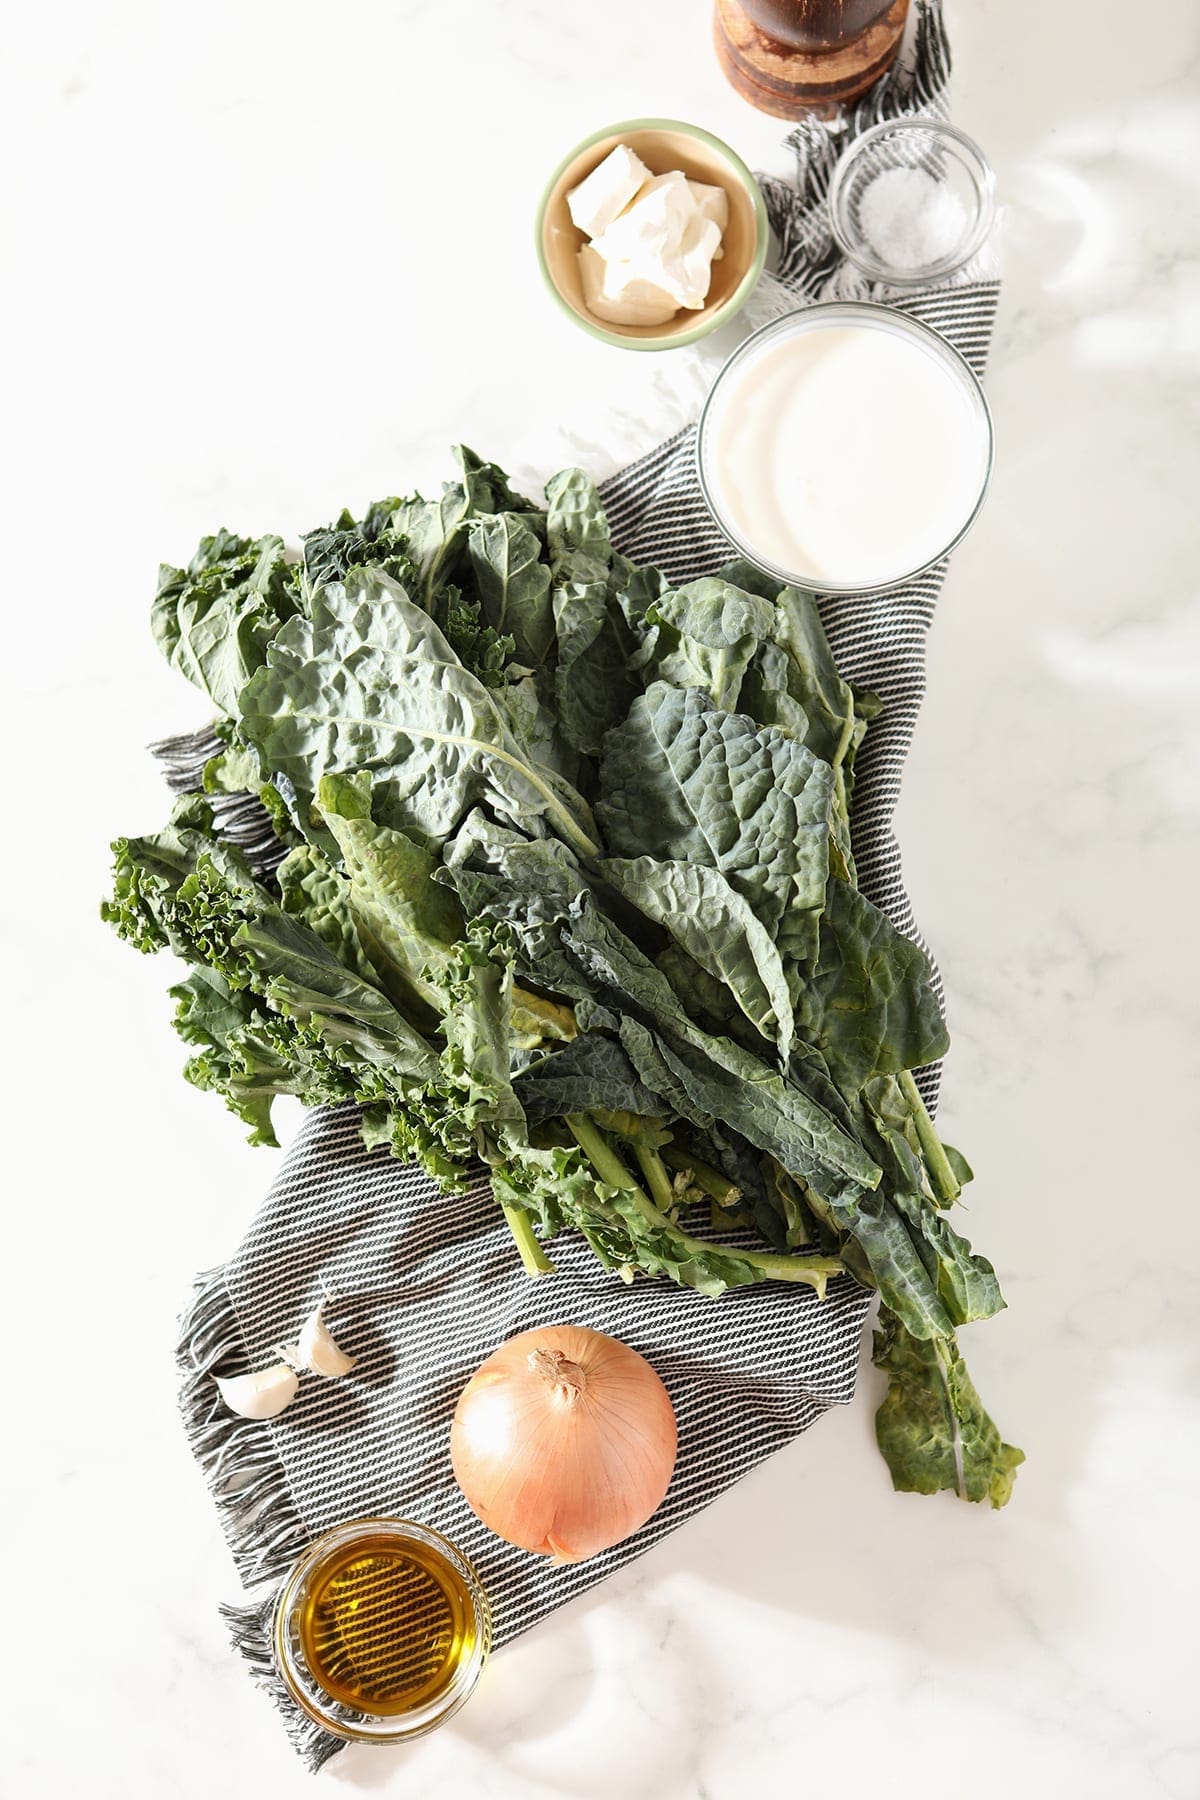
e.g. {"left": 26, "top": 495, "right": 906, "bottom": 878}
{"left": 703, "top": 319, "right": 990, "bottom": 590}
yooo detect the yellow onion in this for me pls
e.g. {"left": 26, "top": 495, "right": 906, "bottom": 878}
{"left": 450, "top": 1323, "right": 678, "bottom": 1564}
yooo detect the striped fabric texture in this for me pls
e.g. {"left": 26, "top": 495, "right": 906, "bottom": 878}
{"left": 175, "top": 2, "right": 999, "bottom": 1766}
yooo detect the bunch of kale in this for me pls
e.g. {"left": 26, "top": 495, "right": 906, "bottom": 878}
{"left": 104, "top": 448, "right": 1021, "bottom": 1505}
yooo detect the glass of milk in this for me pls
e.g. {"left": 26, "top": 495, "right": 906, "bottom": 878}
{"left": 697, "top": 303, "right": 993, "bottom": 594}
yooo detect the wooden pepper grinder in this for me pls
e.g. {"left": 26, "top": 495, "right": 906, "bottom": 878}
{"left": 714, "top": 0, "right": 911, "bottom": 117}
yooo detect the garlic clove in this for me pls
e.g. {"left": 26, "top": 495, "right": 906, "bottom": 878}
{"left": 296, "top": 1300, "right": 357, "bottom": 1378}
{"left": 215, "top": 1363, "right": 299, "bottom": 1420}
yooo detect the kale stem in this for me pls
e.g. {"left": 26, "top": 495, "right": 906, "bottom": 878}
{"left": 565, "top": 1114, "right": 843, "bottom": 1295}
{"left": 523, "top": 774, "right": 601, "bottom": 861}
{"left": 728, "top": 1249, "right": 844, "bottom": 1288}
{"left": 565, "top": 1112, "right": 643, "bottom": 1194}
{"left": 632, "top": 1141, "right": 676, "bottom": 1213}
{"left": 660, "top": 1146, "right": 740, "bottom": 1206}
{"left": 831, "top": 703, "right": 857, "bottom": 772}
{"left": 897, "top": 1069, "right": 961, "bottom": 1203}
{"left": 499, "top": 1201, "right": 556, "bottom": 1277}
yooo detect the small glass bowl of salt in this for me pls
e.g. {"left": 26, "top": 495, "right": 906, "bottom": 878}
{"left": 827, "top": 119, "right": 995, "bottom": 287}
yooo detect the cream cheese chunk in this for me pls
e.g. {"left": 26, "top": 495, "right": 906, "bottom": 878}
{"left": 567, "top": 144, "right": 653, "bottom": 240}
{"left": 592, "top": 170, "right": 693, "bottom": 261}
{"left": 686, "top": 179, "right": 730, "bottom": 235}
{"left": 671, "top": 211, "right": 723, "bottom": 308}
{"left": 569, "top": 146, "right": 729, "bottom": 330}
{"left": 578, "top": 242, "right": 678, "bottom": 326}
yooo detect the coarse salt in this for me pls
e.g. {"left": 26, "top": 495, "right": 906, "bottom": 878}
{"left": 857, "top": 165, "right": 967, "bottom": 272}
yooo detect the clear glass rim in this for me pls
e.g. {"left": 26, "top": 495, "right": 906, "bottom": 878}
{"left": 827, "top": 118, "right": 997, "bottom": 287}
{"left": 695, "top": 301, "right": 995, "bottom": 596}
{"left": 271, "top": 1515, "right": 492, "bottom": 1745}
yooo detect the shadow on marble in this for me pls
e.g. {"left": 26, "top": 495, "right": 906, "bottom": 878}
{"left": 325, "top": 1610, "right": 598, "bottom": 1793}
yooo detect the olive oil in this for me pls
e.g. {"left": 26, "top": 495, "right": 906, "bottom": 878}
{"left": 273, "top": 1517, "right": 490, "bottom": 1741}
{"left": 298, "top": 1531, "right": 476, "bottom": 1716}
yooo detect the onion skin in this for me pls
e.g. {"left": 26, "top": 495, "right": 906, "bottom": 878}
{"left": 450, "top": 1324, "right": 678, "bottom": 1564}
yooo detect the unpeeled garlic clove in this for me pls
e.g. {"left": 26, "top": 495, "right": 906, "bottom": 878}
{"left": 215, "top": 1363, "right": 299, "bottom": 1420}
{"left": 297, "top": 1300, "right": 356, "bottom": 1378}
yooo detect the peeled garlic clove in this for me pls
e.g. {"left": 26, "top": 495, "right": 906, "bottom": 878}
{"left": 215, "top": 1363, "right": 299, "bottom": 1420}
{"left": 297, "top": 1300, "right": 356, "bottom": 1378}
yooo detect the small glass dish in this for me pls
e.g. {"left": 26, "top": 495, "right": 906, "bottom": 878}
{"left": 271, "top": 1517, "right": 491, "bottom": 1745}
{"left": 827, "top": 118, "right": 995, "bottom": 287}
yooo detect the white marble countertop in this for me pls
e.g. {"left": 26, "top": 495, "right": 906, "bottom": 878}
{"left": 7, "top": 0, "right": 1199, "bottom": 1795}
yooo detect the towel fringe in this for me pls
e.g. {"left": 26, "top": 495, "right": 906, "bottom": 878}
{"left": 177, "top": 1268, "right": 310, "bottom": 1587}
{"left": 220, "top": 1593, "right": 346, "bottom": 1774}
{"left": 178, "top": 1269, "right": 344, "bottom": 1768}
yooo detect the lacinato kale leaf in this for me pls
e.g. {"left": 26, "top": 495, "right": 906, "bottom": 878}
{"left": 152, "top": 530, "right": 301, "bottom": 716}
{"left": 546, "top": 469, "right": 639, "bottom": 754}
{"left": 514, "top": 1031, "right": 665, "bottom": 1128}
{"left": 238, "top": 567, "right": 600, "bottom": 857}
{"left": 796, "top": 879, "right": 950, "bottom": 1092}
{"left": 442, "top": 817, "right": 880, "bottom": 1200}
{"left": 636, "top": 578, "right": 778, "bottom": 711}
{"left": 601, "top": 854, "right": 796, "bottom": 1060}
{"left": 597, "top": 682, "right": 833, "bottom": 966}
{"left": 874, "top": 1309, "right": 1023, "bottom": 1506}
{"left": 316, "top": 770, "right": 464, "bottom": 1018}
{"left": 467, "top": 512, "right": 556, "bottom": 670}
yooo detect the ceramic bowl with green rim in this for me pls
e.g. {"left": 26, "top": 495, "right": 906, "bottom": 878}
{"left": 536, "top": 118, "right": 769, "bottom": 351}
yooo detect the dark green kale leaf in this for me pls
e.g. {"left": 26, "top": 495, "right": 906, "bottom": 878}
{"left": 514, "top": 1031, "right": 665, "bottom": 1128}
{"left": 301, "top": 498, "right": 414, "bottom": 591}
{"left": 152, "top": 530, "right": 302, "bottom": 716}
{"left": 466, "top": 512, "right": 555, "bottom": 670}
{"left": 545, "top": 469, "right": 639, "bottom": 754}
{"left": 635, "top": 578, "right": 777, "bottom": 711}
{"left": 600, "top": 853, "right": 794, "bottom": 1060}
{"left": 101, "top": 797, "right": 469, "bottom": 1181}
{"left": 795, "top": 879, "right": 950, "bottom": 1092}
{"left": 597, "top": 681, "right": 832, "bottom": 967}
{"left": 238, "top": 569, "right": 600, "bottom": 857}
{"left": 874, "top": 1309, "right": 1024, "bottom": 1506}
{"left": 442, "top": 815, "right": 879, "bottom": 1202}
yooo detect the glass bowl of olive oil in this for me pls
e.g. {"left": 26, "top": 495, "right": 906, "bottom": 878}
{"left": 272, "top": 1517, "right": 491, "bottom": 1743}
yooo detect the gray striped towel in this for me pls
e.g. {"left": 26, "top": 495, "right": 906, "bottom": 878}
{"left": 174, "top": 0, "right": 999, "bottom": 1768}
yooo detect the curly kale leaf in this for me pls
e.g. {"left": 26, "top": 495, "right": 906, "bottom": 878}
{"left": 101, "top": 798, "right": 471, "bottom": 1181}
{"left": 301, "top": 498, "right": 415, "bottom": 591}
